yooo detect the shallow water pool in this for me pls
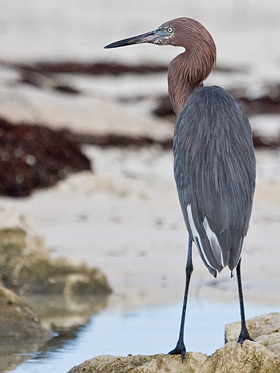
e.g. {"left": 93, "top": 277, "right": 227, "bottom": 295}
{"left": 8, "top": 299, "right": 279, "bottom": 373}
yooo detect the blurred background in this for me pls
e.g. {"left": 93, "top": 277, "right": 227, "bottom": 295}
{"left": 0, "top": 0, "right": 279, "bottom": 372}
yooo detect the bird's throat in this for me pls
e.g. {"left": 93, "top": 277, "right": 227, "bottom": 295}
{"left": 168, "top": 79, "right": 198, "bottom": 117}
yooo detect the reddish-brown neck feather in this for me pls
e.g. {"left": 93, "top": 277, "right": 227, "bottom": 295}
{"left": 167, "top": 19, "right": 216, "bottom": 116}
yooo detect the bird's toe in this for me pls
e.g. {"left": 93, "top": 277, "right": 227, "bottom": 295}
{"left": 168, "top": 341, "right": 186, "bottom": 362}
{"left": 237, "top": 328, "right": 254, "bottom": 345}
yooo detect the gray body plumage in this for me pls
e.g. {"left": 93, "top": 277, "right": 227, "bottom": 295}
{"left": 174, "top": 86, "right": 256, "bottom": 277}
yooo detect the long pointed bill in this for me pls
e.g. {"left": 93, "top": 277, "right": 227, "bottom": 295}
{"left": 104, "top": 30, "right": 158, "bottom": 49}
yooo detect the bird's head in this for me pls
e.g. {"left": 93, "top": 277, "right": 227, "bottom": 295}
{"left": 105, "top": 17, "right": 216, "bottom": 116}
{"left": 104, "top": 17, "right": 216, "bottom": 56}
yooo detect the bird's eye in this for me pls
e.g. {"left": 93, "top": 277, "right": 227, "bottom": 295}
{"left": 167, "top": 27, "right": 173, "bottom": 33}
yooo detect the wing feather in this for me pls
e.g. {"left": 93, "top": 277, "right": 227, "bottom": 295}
{"left": 173, "top": 86, "right": 255, "bottom": 275}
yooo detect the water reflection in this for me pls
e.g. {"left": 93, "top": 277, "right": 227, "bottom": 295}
{"left": 0, "top": 339, "right": 45, "bottom": 372}
{"left": 0, "top": 295, "right": 109, "bottom": 372}
{"left": 3, "top": 298, "right": 280, "bottom": 373}
{"left": 24, "top": 295, "right": 109, "bottom": 330}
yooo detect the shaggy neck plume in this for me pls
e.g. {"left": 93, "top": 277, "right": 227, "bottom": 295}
{"left": 168, "top": 26, "right": 216, "bottom": 117}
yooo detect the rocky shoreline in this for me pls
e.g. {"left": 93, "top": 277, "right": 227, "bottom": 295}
{"left": 0, "top": 211, "right": 112, "bottom": 371}
{"left": 68, "top": 313, "right": 280, "bottom": 372}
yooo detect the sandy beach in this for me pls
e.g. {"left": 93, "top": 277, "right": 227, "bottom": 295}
{"left": 0, "top": 0, "right": 279, "bottom": 312}
{"left": 0, "top": 144, "right": 279, "bottom": 310}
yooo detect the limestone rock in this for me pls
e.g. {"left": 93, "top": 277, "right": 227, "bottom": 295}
{"left": 225, "top": 313, "right": 280, "bottom": 354}
{"left": 0, "top": 286, "right": 52, "bottom": 339}
{"left": 68, "top": 341, "right": 280, "bottom": 373}
{"left": 204, "top": 341, "right": 280, "bottom": 373}
{"left": 0, "top": 222, "right": 112, "bottom": 296}
{"left": 68, "top": 353, "right": 207, "bottom": 373}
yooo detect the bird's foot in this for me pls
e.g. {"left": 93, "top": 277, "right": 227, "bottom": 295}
{"left": 237, "top": 328, "right": 254, "bottom": 345}
{"left": 168, "top": 340, "right": 186, "bottom": 362}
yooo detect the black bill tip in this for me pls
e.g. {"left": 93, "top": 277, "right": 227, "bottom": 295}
{"left": 104, "top": 36, "right": 141, "bottom": 49}
{"left": 104, "top": 41, "right": 122, "bottom": 49}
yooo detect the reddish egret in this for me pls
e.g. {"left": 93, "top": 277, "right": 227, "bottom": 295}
{"left": 105, "top": 17, "right": 256, "bottom": 360}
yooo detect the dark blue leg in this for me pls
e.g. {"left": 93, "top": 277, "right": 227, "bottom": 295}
{"left": 168, "top": 236, "right": 193, "bottom": 362}
{"left": 236, "top": 259, "right": 253, "bottom": 344}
